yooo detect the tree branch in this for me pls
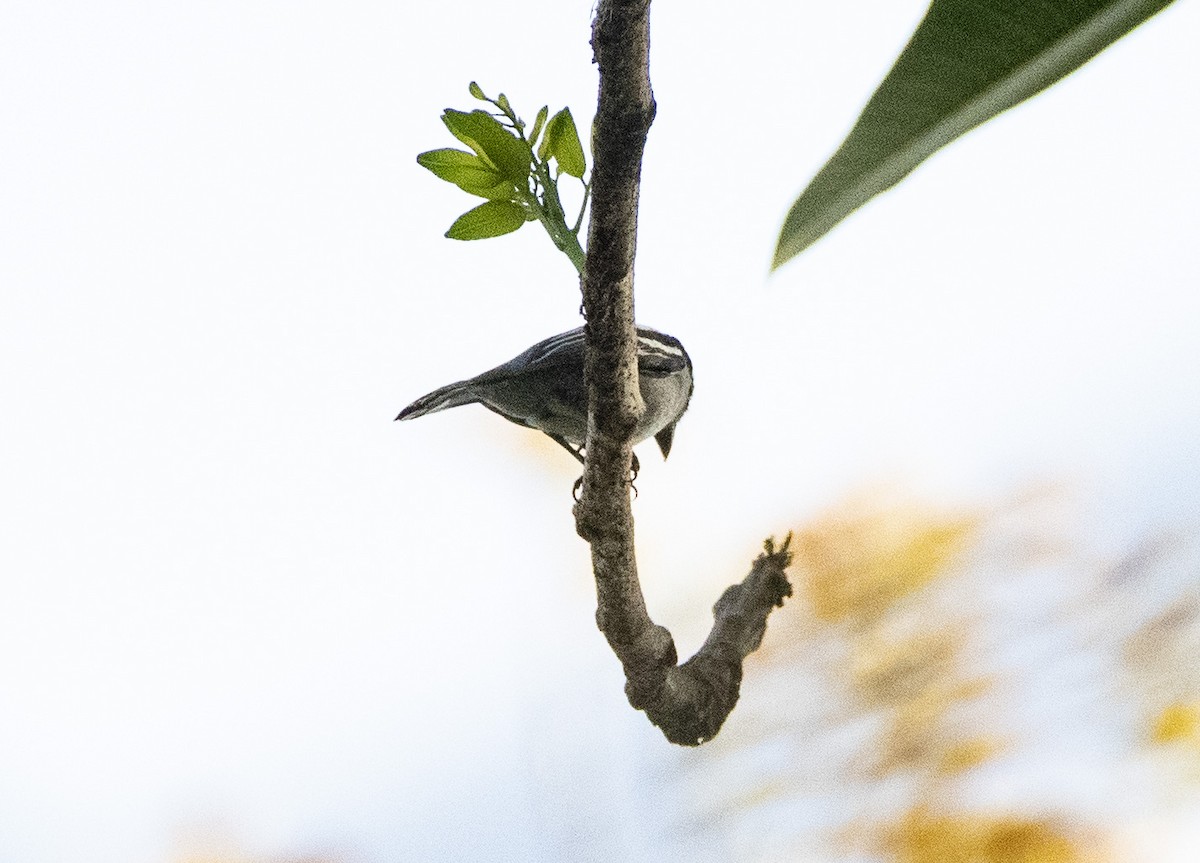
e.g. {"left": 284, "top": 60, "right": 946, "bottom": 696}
{"left": 574, "top": 0, "right": 794, "bottom": 746}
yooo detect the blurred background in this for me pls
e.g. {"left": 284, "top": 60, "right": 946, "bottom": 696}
{"left": 1, "top": 1, "right": 1198, "bottom": 861}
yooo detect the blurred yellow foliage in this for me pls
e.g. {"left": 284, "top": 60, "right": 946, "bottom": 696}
{"left": 875, "top": 689, "right": 999, "bottom": 776}
{"left": 795, "top": 504, "right": 976, "bottom": 623}
{"left": 937, "top": 736, "right": 1003, "bottom": 775}
{"left": 1150, "top": 700, "right": 1200, "bottom": 746}
{"left": 705, "top": 490, "right": 1199, "bottom": 862}
{"left": 882, "top": 808, "right": 1096, "bottom": 863}
{"left": 853, "top": 630, "right": 963, "bottom": 707}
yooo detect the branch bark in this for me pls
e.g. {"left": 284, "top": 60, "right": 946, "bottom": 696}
{"left": 574, "top": 0, "right": 794, "bottom": 746}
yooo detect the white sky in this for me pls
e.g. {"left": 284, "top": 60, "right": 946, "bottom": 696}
{"left": 1, "top": 1, "right": 1198, "bottom": 861}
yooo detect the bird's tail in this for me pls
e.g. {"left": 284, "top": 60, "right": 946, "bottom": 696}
{"left": 394, "top": 380, "right": 478, "bottom": 421}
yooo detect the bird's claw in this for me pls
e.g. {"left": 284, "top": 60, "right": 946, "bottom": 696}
{"left": 572, "top": 453, "right": 640, "bottom": 500}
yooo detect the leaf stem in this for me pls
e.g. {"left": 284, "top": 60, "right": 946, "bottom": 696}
{"left": 572, "top": 181, "right": 591, "bottom": 235}
{"left": 515, "top": 160, "right": 582, "bottom": 274}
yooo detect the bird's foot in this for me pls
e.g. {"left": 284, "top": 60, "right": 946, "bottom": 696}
{"left": 571, "top": 453, "right": 640, "bottom": 500}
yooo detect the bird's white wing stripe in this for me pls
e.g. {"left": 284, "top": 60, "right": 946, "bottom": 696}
{"left": 525, "top": 327, "right": 684, "bottom": 366}
{"left": 527, "top": 328, "right": 584, "bottom": 364}
{"left": 637, "top": 334, "right": 684, "bottom": 358}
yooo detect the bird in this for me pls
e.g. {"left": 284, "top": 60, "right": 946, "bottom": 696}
{"left": 395, "top": 325, "right": 693, "bottom": 465}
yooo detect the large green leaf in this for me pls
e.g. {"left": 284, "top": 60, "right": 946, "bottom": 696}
{"left": 773, "top": 0, "right": 1177, "bottom": 269}
{"left": 441, "top": 109, "right": 533, "bottom": 186}
{"left": 445, "top": 200, "right": 527, "bottom": 240}
{"left": 416, "top": 148, "right": 517, "bottom": 200}
{"left": 538, "top": 108, "right": 587, "bottom": 178}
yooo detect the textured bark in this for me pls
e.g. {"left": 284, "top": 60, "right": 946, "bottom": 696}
{"left": 574, "top": 0, "right": 793, "bottom": 745}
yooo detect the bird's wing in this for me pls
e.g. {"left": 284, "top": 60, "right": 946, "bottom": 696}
{"left": 459, "top": 324, "right": 688, "bottom": 385}
{"left": 467, "top": 327, "right": 588, "bottom": 385}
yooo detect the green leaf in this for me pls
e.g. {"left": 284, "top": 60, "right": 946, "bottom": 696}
{"left": 468, "top": 81, "right": 485, "bottom": 100}
{"left": 773, "top": 0, "right": 1178, "bottom": 269}
{"left": 536, "top": 111, "right": 558, "bottom": 162}
{"left": 416, "top": 148, "right": 516, "bottom": 200}
{"left": 529, "top": 106, "right": 549, "bottom": 148}
{"left": 445, "top": 200, "right": 527, "bottom": 240}
{"left": 441, "top": 109, "right": 533, "bottom": 185}
{"left": 541, "top": 108, "right": 587, "bottom": 178}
